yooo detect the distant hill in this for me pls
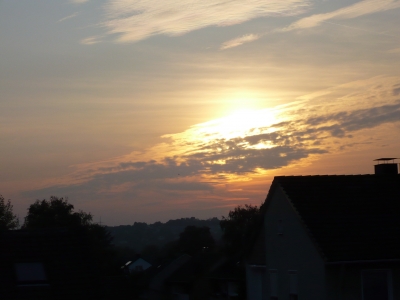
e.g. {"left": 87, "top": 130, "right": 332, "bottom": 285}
{"left": 106, "top": 217, "right": 222, "bottom": 253}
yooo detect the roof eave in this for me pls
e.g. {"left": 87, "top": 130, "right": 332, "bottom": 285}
{"left": 326, "top": 259, "right": 400, "bottom": 265}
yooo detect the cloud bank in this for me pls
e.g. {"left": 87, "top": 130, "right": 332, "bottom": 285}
{"left": 25, "top": 77, "right": 400, "bottom": 217}
{"left": 101, "top": 0, "right": 310, "bottom": 42}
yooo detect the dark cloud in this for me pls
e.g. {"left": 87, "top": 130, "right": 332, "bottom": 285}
{"left": 244, "top": 132, "right": 280, "bottom": 145}
{"left": 304, "top": 101, "right": 400, "bottom": 134}
{"left": 393, "top": 85, "right": 400, "bottom": 96}
{"left": 184, "top": 138, "right": 325, "bottom": 173}
{"left": 192, "top": 101, "right": 400, "bottom": 174}
{"left": 23, "top": 159, "right": 213, "bottom": 199}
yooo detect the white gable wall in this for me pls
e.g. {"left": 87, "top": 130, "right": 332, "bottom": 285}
{"left": 264, "top": 185, "right": 326, "bottom": 300}
{"left": 127, "top": 258, "right": 152, "bottom": 273}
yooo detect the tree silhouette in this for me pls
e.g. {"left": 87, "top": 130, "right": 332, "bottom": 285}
{"left": 178, "top": 225, "right": 215, "bottom": 255}
{"left": 23, "top": 196, "right": 115, "bottom": 273}
{"left": 220, "top": 204, "right": 261, "bottom": 255}
{"left": 0, "top": 195, "right": 19, "bottom": 230}
{"left": 23, "top": 196, "right": 92, "bottom": 229}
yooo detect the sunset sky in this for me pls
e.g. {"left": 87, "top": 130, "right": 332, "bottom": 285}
{"left": 1, "top": 0, "right": 400, "bottom": 225}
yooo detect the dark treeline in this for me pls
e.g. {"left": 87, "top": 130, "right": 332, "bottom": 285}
{"left": 1, "top": 194, "right": 262, "bottom": 299}
{"left": 107, "top": 217, "right": 222, "bottom": 254}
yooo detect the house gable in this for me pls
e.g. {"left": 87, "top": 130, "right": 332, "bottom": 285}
{"left": 248, "top": 173, "right": 400, "bottom": 300}
{"left": 264, "top": 184, "right": 326, "bottom": 300}
{"left": 128, "top": 258, "right": 152, "bottom": 272}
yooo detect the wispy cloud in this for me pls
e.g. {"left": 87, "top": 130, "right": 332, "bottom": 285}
{"left": 283, "top": 0, "right": 400, "bottom": 31}
{"left": 388, "top": 47, "right": 400, "bottom": 54}
{"left": 71, "top": 0, "right": 89, "bottom": 4}
{"left": 220, "top": 34, "right": 260, "bottom": 50}
{"left": 80, "top": 36, "right": 102, "bottom": 45}
{"left": 58, "top": 12, "right": 79, "bottom": 23}
{"left": 101, "top": 0, "right": 310, "bottom": 43}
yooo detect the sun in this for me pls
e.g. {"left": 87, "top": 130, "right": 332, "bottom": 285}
{"left": 196, "top": 108, "right": 278, "bottom": 140}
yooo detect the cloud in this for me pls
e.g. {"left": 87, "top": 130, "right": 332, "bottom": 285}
{"left": 393, "top": 84, "right": 400, "bottom": 95}
{"left": 220, "top": 34, "right": 260, "bottom": 50}
{"left": 58, "top": 12, "right": 79, "bottom": 23}
{"left": 388, "top": 48, "right": 400, "bottom": 54}
{"left": 71, "top": 0, "right": 89, "bottom": 3}
{"left": 80, "top": 36, "right": 102, "bottom": 45}
{"left": 283, "top": 0, "right": 400, "bottom": 31}
{"left": 101, "top": 0, "right": 310, "bottom": 43}
{"left": 304, "top": 102, "right": 400, "bottom": 133}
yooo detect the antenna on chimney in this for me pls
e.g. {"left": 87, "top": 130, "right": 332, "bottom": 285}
{"left": 373, "top": 158, "right": 399, "bottom": 175}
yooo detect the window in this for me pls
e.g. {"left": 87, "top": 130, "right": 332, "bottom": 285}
{"left": 289, "top": 270, "right": 298, "bottom": 300}
{"left": 269, "top": 269, "right": 278, "bottom": 299}
{"left": 277, "top": 219, "right": 283, "bottom": 235}
{"left": 362, "top": 270, "right": 392, "bottom": 300}
{"left": 14, "top": 262, "right": 49, "bottom": 287}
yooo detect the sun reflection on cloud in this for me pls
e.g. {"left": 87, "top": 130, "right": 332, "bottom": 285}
{"left": 117, "top": 76, "right": 400, "bottom": 182}
{"left": 164, "top": 107, "right": 281, "bottom": 148}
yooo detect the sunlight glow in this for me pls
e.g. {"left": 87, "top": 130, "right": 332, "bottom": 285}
{"left": 191, "top": 108, "right": 278, "bottom": 140}
{"left": 157, "top": 107, "right": 284, "bottom": 161}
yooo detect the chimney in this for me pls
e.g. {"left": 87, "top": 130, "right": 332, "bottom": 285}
{"left": 374, "top": 158, "right": 399, "bottom": 175}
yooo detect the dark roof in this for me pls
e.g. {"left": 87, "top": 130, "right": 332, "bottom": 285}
{"left": 168, "top": 252, "right": 221, "bottom": 284}
{"left": 149, "top": 254, "right": 192, "bottom": 290}
{"left": 208, "top": 257, "right": 245, "bottom": 281}
{"left": 374, "top": 158, "right": 398, "bottom": 161}
{"left": 124, "top": 255, "right": 152, "bottom": 267}
{"left": 273, "top": 174, "right": 400, "bottom": 263}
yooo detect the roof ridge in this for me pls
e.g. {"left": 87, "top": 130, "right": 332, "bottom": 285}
{"left": 275, "top": 174, "right": 375, "bottom": 177}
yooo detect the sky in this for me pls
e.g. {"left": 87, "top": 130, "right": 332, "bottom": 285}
{"left": 1, "top": 0, "right": 400, "bottom": 225}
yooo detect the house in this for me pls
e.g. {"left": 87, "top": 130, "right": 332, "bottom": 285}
{"left": 123, "top": 256, "right": 152, "bottom": 273}
{"left": 166, "top": 251, "right": 221, "bottom": 300}
{"left": 138, "top": 254, "right": 192, "bottom": 299}
{"left": 136, "top": 251, "right": 225, "bottom": 300}
{"left": 246, "top": 158, "right": 400, "bottom": 300}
